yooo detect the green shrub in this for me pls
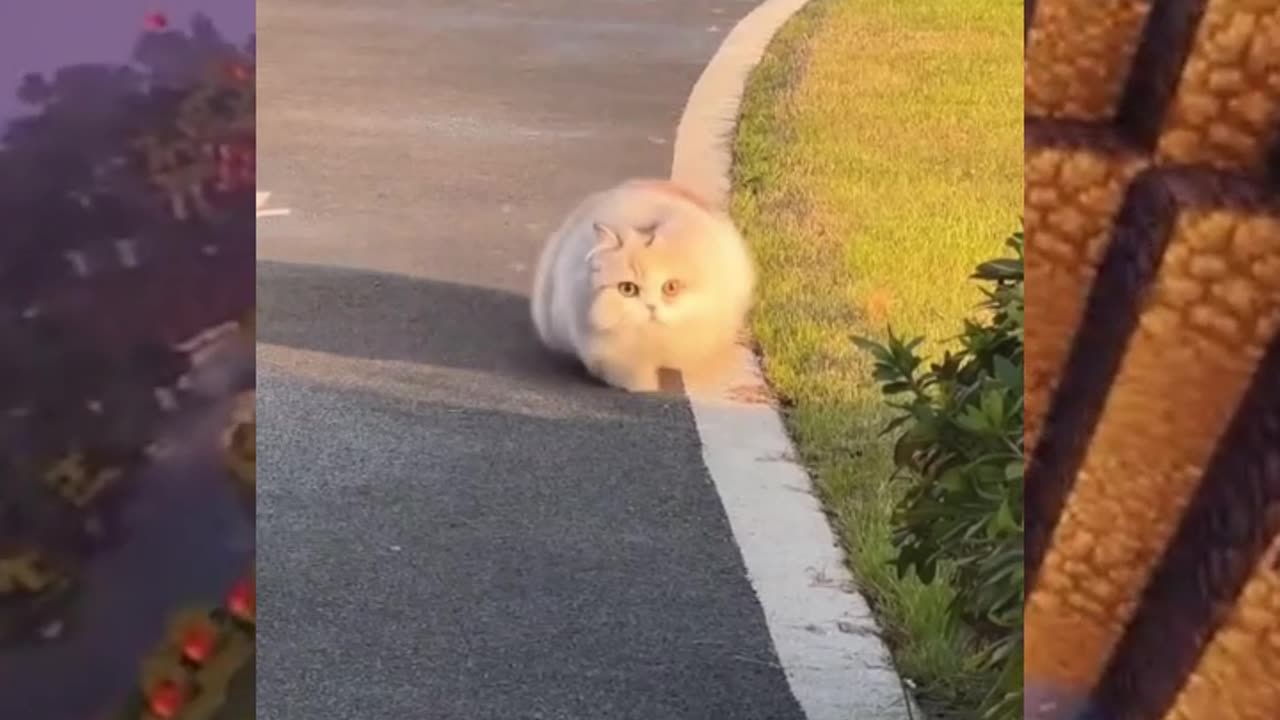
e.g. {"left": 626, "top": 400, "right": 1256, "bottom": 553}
{"left": 854, "top": 229, "right": 1024, "bottom": 720}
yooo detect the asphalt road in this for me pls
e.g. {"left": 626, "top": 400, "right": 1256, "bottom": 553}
{"left": 256, "top": 1, "right": 808, "bottom": 719}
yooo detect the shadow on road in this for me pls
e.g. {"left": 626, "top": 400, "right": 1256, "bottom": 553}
{"left": 257, "top": 260, "right": 584, "bottom": 385}
{"left": 253, "top": 373, "right": 806, "bottom": 720}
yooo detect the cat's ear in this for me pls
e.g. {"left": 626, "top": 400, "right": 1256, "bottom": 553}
{"left": 586, "top": 222, "right": 623, "bottom": 264}
{"left": 639, "top": 222, "right": 661, "bottom": 247}
{"left": 592, "top": 222, "right": 622, "bottom": 248}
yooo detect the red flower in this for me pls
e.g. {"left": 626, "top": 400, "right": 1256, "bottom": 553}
{"left": 180, "top": 623, "right": 217, "bottom": 664}
{"left": 144, "top": 12, "right": 169, "bottom": 31}
{"left": 225, "top": 63, "right": 251, "bottom": 83}
{"left": 227, "top": 576, "right": 255, "bottom": 621}
{"left": 147, "top": 680, "right": 187, "bottom": 718}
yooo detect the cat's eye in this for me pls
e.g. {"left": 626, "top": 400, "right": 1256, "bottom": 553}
{"left": 662, "top": 279, "right": 682, "bottom": 297}
{"left": 617, "top": 281, "right": 640, "bottom": 297}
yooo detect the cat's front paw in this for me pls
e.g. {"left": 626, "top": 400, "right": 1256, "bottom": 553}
{"left": 586, "top": 360, "right": 659, "bottom": 393}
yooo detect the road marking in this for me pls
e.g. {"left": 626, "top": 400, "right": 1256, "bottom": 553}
{"left": 257, "top": 191, "right": 292, "bottom": 218}
{"left": 672, "top": 2, "right": 916, "bottom": 719}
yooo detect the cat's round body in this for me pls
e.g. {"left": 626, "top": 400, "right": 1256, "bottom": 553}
{"left": 530, "top": 179, "right": 755, "bottom": 392}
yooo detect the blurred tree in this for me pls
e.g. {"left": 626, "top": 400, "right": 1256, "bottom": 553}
{"left": 0, "top": 15, "right": 255, "bottom": 719}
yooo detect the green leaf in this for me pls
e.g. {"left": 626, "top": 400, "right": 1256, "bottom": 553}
{"left": 982, "top": 388, "right": 1005, "bottom": 427}
{"left": 915, "top": 557, "right": 936, "bottom": 584}
{"left": 851, "top": 335, "right": 892, "bottom": 363}
{"left": 956, "top": 406, "right": 988, "bottom": 434}
{"left": 991, "top": 354, "right": 1023, "bottom": 394}
{"left": 871, "top": 365, "right": 902, "bottom": 382}
{"left": 972, "top": 258, "right": 1022, "bottom": 282}
{"left": 851, "top": 334, "right": 884, "bottom": 352}
{"left": 859, "top": 224, "right": 1024, "bottom": 719}
{"left": 881, "top": 381, "right": 912, "bottom": 395}
{"left": 878, "top": 414, "right": 913, "bottom": 437}
{"left": 991, "top": 500, "right": 1016, "bottom": 535}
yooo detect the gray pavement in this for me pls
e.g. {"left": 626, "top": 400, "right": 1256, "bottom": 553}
{"left": 256, "top": 1, "right": 808, "bottom": 718}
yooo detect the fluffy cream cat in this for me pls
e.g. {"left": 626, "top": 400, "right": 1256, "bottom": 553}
{"left": 530, "top": 178, "right": 755, "bottom": 392}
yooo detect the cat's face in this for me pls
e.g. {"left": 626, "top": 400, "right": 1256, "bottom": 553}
{"left": 585, "top": 222, "right": 706, "bottom": 332}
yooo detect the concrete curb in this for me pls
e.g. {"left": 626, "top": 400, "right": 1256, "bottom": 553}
{"left": 671, "top": 1, "right": 919, "bottom": 719}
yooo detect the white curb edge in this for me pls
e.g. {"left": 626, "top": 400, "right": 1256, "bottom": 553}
{"left": 672, "top": 2, "right": 919, "bottom": 718}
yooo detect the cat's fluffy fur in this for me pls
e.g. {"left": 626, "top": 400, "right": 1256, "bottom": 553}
{"left": 530, "top": 178, "right": 755, "bottom": 392}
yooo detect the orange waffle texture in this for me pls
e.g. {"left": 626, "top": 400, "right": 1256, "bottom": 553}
{"left": 1024, "top": 0, "right": 1280, "bottom": 717}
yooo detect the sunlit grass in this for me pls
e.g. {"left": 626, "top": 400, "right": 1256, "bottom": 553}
{"left": 730, "top": 0, "right": 1022, "bottom": 712}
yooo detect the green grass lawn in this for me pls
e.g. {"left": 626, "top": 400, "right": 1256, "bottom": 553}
{"left": 730, "top": 0, "right": 1022, "bottom": 713}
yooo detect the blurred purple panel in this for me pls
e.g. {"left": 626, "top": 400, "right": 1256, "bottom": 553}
{"left": 0, "top": 0, "right": 254, "bottom": 120}
{"left": 0, "top": 2, "right": 255, "bottom": 718}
